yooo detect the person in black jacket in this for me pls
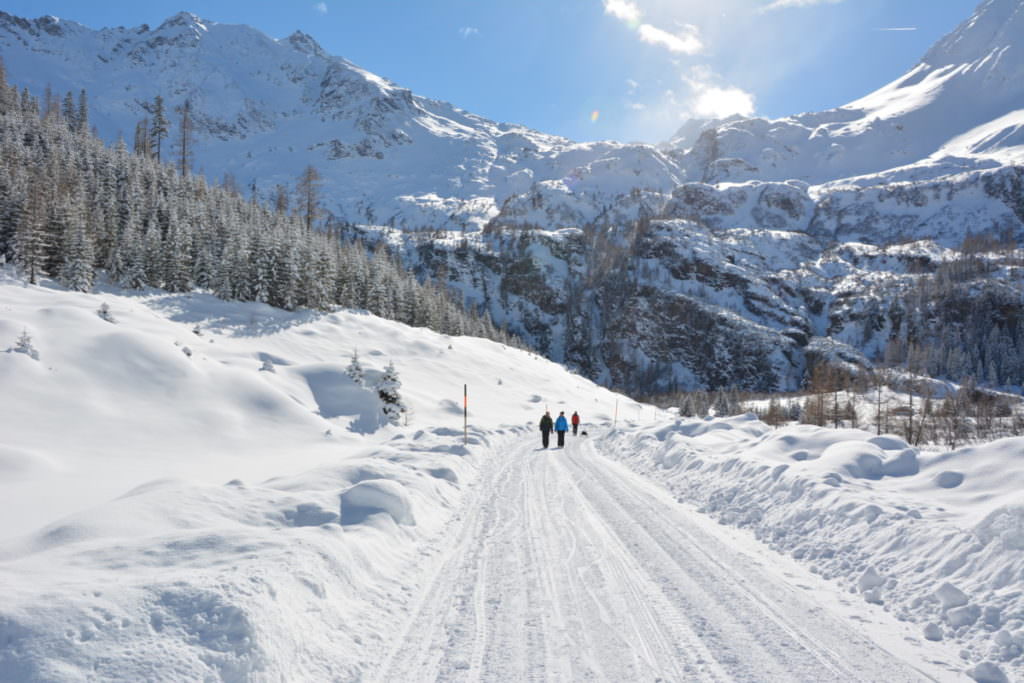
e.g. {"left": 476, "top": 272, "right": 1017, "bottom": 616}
{"left": 539, "top": 411, "right": 554, "bottom": 449}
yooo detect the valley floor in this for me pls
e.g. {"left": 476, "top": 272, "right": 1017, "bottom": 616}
{"left": 375, "top": 432, "right": 966, "bottom": 682}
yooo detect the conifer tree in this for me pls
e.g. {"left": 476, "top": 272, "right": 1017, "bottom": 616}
{"left": 76, "top": 89, "right": 89, "bottom": 134}
{"left": 175, "top": 98, "right": 195, "bottom": 176}
{"left": 346, "top": 350, "right": 364, "bottom": 387}
{"left": 377, "top": 360, "right": 404, "bottom": 425}
{"left": 61, "top": 90, "right": 75, "bottom": 127}
{"left": 13, "top": 328, "right": 39, "bottom": 360}
{"left": 133, "top": 117, "right": 151, "bottom": 157}
{"left": 295, "top": 165, "right": 322, "bottom": 232}
{"left": 149, "top": 95, "right": 168, "bottom": 163}
{"left": 59, "top": 217, "right": 95, "bottom": 292}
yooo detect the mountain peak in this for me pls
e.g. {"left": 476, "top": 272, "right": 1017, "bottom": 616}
{"left": 285, "top": 30, "right": 326, "bottom": 57}
{"left": 155, "top": 11, "right": 209, "bottom": 34}
{"left": 922, "top": 0, "right": 1024, "bottom": 68}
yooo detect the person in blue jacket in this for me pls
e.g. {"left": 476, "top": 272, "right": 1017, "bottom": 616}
{"left": 554, "top": 411, "right": 569, "bottom": 448}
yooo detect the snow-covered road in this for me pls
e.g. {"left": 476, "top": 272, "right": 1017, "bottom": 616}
{"left": 375, "top": 433, "right": 948, "bottom": 682}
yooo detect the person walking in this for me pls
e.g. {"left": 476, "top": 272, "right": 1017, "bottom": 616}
{"left": 539, "top": 411, "right": 554, "bottom": 449}
{"left": 571, "top": 411, "right": 580, "bottom": 436}
{"left": 555, "top": 411, "right": 569, "bottom": 448}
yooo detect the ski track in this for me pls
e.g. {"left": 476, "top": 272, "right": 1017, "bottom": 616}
{"left": 373, "top": 432, "right": 941, "bottom": 682}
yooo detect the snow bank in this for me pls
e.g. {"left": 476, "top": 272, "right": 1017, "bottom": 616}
{"left": 599, "top": 416, "right": 1024, "bottom": 682}
{"left": 0, "top": 435, "right": 479, "bottom": 680}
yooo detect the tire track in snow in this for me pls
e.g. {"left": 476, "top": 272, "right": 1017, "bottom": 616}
{"left": 374, "top": 433, "right": 937, "bottom": 682}
{"left": 568, "top": 435, "right": 939, "bottom": 682}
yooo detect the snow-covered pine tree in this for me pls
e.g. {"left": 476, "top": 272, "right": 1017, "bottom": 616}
{"left": 377, "top": 360, "right": 404, "bottom": 425}
{"left": 14, "top": 169, "right": 47, "bottom": 285}
{"left": 58, "top": 215, "right": 95, "bottom": 292}
{"left": 61, "top": 91, "right": 76, "bottom": 129}
{"left": 250, "top": 232, "right": 276, "bottom": 304}
{"left": 163, "top": 217, "right": 192, "bottom": 293}
{"left": 12, "top": 328, "right": 39, "bottom": 360}
{"left": 346, "top": 350, "right": 364, "bottom": 386}
{"left": 97, "top": 302, "right": 116, "bottom": 323}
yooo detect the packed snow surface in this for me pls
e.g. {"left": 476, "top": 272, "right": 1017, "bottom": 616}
{"left": 1, "top": 272, "right": 1022, "bottom": 681}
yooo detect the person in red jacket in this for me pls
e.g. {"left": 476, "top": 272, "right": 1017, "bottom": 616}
{"left": 571, "top": 411, "right": 580, "bottom": 436}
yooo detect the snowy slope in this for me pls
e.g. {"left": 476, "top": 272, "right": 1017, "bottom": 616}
{"left": 0, "top": 267, "right": 640, "bottom": 679}
{"left": 0, "top": 268, "right": 629, "bottom": 541}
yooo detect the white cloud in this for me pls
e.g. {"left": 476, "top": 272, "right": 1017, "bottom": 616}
{"left": 692, "top": 85, "right": 755, "bottom": 118}
{"left": 684, "top": 66, "right": 755, "bottom": 118}
{"left": 761, "top": 0, "right": 842, "bottom": 11}
{"left": 459, "top": 26, "right": 479, "bottom": 38}
{"left": 313, "top": 2, "right": 327, "bottom": 14}
{"left": 637, "top": 23, "right": 703, "bottom": 54}
{"left": 604, "top": 0, "right": 642, "bottom": 24}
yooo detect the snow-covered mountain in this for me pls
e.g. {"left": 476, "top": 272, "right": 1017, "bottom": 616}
{"left": 666, "top": 0, "right": 1024, "bottom": 184}
{"left": 0, "top": 10, "right": 680, "bottom": 231}
{"left": 2, "top": 0, "right": 1023, "bottom": 392}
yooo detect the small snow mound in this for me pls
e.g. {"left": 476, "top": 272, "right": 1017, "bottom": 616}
{"left": 924, "top": 622, "right": 944, "bottom": 641}
{"left": 858, "top": 566, "right": 885, "bottom": 592}
{"left": 936, "top": 582, "right": 969, "bottom": 609}
{"left": 936, "top": 471, "right": 966, "bottom": 488}
{"left": 969, "top": 660, "right": 1008, "bottom": 683}
{"left": 948, "top": 604, "right": 981, "bottom": 628}
{"left": 822, "top": 441, "right": 886, "bottom": 479}
{"left": 974, "top": 506, "right": 1024, "bottom": 550}
{"left": 882, "top": 448, "right": 919, "bottom": 477}
{"left": 428, "top": 467, "right": 458, "bottom": 483}
{"left": 340, "top": 479, "right": 415, "bottom": 526}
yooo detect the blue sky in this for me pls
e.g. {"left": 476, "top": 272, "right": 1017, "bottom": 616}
{"left": 1, "top": 0, "right": 981, "bottom": 143}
